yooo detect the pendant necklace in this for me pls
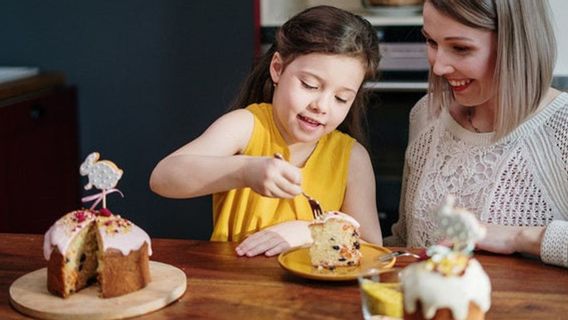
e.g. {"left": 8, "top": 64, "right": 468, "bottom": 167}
{"left": 466, "top": 108, "right": 481, "bottom": 133}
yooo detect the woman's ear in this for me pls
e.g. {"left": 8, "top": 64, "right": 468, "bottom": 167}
{"left": 269, "top": 52, "right": 283, "bottom": 85}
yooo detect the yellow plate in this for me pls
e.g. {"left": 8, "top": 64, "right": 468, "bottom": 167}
{"left": 278, "top": 243, "right": 395, "bottom": 281}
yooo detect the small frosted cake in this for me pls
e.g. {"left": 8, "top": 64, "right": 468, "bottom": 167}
{"left": 402, "top": 249, "right": 491, "bottom": 320}
{"left": 308, "top": 211, "right": 361, "bottom": 269}
{"left": 401, "top": 196, "right": 491, "bottom": 320}
{"left": 44, "top": 209, "right": 152, "bottom": 298}
{"left": 43, "top": 152, "right": 152, "bottom": 298}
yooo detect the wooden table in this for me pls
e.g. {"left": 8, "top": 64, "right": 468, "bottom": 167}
{"left": 1, "top": 233, "right": 567, "bottom": 319}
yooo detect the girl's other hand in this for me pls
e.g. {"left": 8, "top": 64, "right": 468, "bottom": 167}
{"left": 243, "top": 156, "right": 302, "bottom": 198}
{"left": 235, "top": 220, "right": 312, "bottom": 257}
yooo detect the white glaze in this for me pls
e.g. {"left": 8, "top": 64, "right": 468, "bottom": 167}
{"left": 43, "top": 210, "right": 97, "bottom": 260}
{"left": 97, "top": 215, "right": 153, "bottom": 256}
{"left": 43, "top": 210, "right": 152, "bottom": 260}
{"left": 317, "top": 211, "right": 360, "bottom": 228}
{"left": 402, "top": 259, "right": 491, "bottom": 320}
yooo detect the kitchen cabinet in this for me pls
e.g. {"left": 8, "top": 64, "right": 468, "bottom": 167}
{"left": 0, "top": 74, "right": 80, "bottom": 233}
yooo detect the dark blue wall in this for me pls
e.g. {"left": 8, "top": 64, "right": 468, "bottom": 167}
{"left": 0, "top": 1, "right": 255, "bottom": 239}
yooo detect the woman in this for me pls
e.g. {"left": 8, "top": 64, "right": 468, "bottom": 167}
{"left": 385, "top": 0, "right": 568, "bottom": 268}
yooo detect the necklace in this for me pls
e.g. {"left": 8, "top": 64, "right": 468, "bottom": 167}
{"left": 466, "top": 108, "right": 481, "bottom": 133}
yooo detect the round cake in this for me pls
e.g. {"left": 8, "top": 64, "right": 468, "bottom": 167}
{"left": 308, "top": 211, "right": 361, "bottom": 270}
{"left": 43, "top": 209, "right": 152, "bottom": 298}
{"left": 402, "top": 254, "right": 491, "bottom": 320}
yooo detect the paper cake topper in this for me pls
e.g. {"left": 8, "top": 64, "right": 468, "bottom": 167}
{"left": 436, "top": 195, "right": 486, "bottom": 253}
{"left": 419, "top": 195, "right": 487, "bottom": 275}
{"left": 80, "top": 152, "right": 124, "bottom": 209}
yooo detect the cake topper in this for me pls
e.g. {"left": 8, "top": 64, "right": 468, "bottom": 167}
{"left": 436, "top": 195, "right": 486, "bottom": 253}
{"left": 80, "top": 152, "right": 124, "bottom": 210}
{"left": 420, "top": 195, "right": 487, "bottom": 276}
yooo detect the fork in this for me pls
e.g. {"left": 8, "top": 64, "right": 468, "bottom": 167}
{"left": 378, "top": 250, "right": 420, "bottom": 263}
{"left": 302, "top": 192, "right": 325, "bottom": 220}
{"left": 273, "top": 153, "right": 325, "bottom": 220}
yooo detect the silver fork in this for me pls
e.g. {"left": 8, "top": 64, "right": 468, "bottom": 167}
{"left": 273, "top": 153, "right": 325, "bottom": 220}
{"left": 378, "top": 250, "right": 420, "bottom": 263}
{"left": 303, "top": 192, "right": 324, "bottom": 220}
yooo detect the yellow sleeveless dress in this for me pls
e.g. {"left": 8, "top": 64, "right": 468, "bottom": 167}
{"left": 211, "top": 103, "right": 355, "bottom": 242}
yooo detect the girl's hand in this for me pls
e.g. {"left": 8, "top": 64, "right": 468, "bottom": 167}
{"left": 243, "top": 156, "right": 302, "bottom": 198}
{"left": 235, "top": 220, "right": 312, "bottom": 257}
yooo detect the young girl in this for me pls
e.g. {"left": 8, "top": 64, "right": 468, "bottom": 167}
{"left": 150, "top": 6, "right": 383, "bottom": 257}
{"left": 386, "top": 0, "right": 568, "bottom": 268}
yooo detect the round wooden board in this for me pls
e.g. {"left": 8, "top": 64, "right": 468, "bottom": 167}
{"left": 9, "top": 261, "right": 187, "bottom": 320}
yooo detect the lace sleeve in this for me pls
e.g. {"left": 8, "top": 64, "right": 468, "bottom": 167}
{"left": 540, "top": 101, "right": 568, "bottom": 267}
{"left": 541, "top": 220, "right": 568, "bottom": 268}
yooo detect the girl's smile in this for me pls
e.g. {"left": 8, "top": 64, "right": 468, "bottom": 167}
{"left": 297, "top": 113, "right": 323, "bottom": 132}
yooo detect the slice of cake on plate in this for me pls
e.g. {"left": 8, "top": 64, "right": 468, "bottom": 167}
{"left": 308, "top": 211, "right": 361, "bottom": 270}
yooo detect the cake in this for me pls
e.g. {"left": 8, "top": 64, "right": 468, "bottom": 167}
{"left": 43, "top": 208, "right": 152, "bottom": 298}
{"left": 43, "top": 151, "right": 152, "bottom": 298}
{"left": 402, "top": 249, "right": 491, "bottom": 320}
{"left": 308, "top": 211, "right": 361, "bottom": 269}
{"left": 401, "top": 196, "right": 491, "bottom": 320}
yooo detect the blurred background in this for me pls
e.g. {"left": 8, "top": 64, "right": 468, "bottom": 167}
{"left": 0, "top": 0, "right": 566, "bottom": 240}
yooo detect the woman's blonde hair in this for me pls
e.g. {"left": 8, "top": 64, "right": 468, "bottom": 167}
{"left": 427, "top": 0, "right": 557, "bottom": 139}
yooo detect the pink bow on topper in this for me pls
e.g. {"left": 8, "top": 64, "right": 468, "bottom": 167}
{"left": 82, "top": 188, "right": 124, "bottom": 210}
{"left": 79, "top": 152, "right": 125, "bottom": 210}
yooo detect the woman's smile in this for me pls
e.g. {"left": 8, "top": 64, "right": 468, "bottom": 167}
{"left": 448, "top": 79, "right": 473, "bottom": 92}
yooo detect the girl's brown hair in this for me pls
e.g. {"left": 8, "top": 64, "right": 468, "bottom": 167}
{"left": 232, "top": 5, "right": 380, "bottom": 145}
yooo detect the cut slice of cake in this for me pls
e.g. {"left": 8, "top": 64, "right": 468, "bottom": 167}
{"left": 308, "top": 211, "right": 361, "bottom": 269}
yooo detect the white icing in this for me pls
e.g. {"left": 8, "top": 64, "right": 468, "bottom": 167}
{"left": 402, "top": 259, "right": 491, "bottom": 320}
{"left": 319, "top": 211, "right": 360, "bottom": 228}
{"left": 43, "top": 210, "right": 97, "bottom": 260}
{"left": 97, "top": 216, "right": 153, "bottom": 256}
{"left": 43, "top": 211, "right": 152, "bottom": 260}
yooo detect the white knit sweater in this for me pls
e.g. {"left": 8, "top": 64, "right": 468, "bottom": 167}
{"left": 385, "top": 92, "right": 568, "bottom": 268}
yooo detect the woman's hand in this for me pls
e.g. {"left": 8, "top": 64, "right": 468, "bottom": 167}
{"left": 235, "top": 220, "right": 312, "bottom": 257}
{"left": 476, "top": 223, "right": 545, "bottom": 256}
{"left": 242, "top": 156, "right": 302, "bottom": 199}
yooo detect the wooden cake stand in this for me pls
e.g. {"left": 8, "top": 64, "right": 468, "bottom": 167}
{"left": 9, "top": 261, "right": 186, "bottom": 320}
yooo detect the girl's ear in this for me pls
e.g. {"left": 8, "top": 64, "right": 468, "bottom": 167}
{"left": 269, "top": 52, "right": 283, "bottom": 85}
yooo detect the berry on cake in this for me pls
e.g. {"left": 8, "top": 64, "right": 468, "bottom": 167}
{"left": 43, "top": 152, "right": 152, "bottom": 298}
{"left": 401, "top": 195, "right": 491, "bottom": 320}
{"left": 308, "top": 211, "right": 361, "bottom": 270}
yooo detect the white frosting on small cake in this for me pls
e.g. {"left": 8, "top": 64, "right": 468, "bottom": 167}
{"left": 402, "top": 258, "right": 491, "bottom": 320}
{"left": 96, "top": 214, "right": 153, "bottom": 256}
{"left": 43, "top": 210, "right": 152, "bottom": 260}
{"left": 317, "top": 211, "right": 360, "bottom": 228}
{"left": 43, "top": 210, "right": 97, "bottom": 260}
